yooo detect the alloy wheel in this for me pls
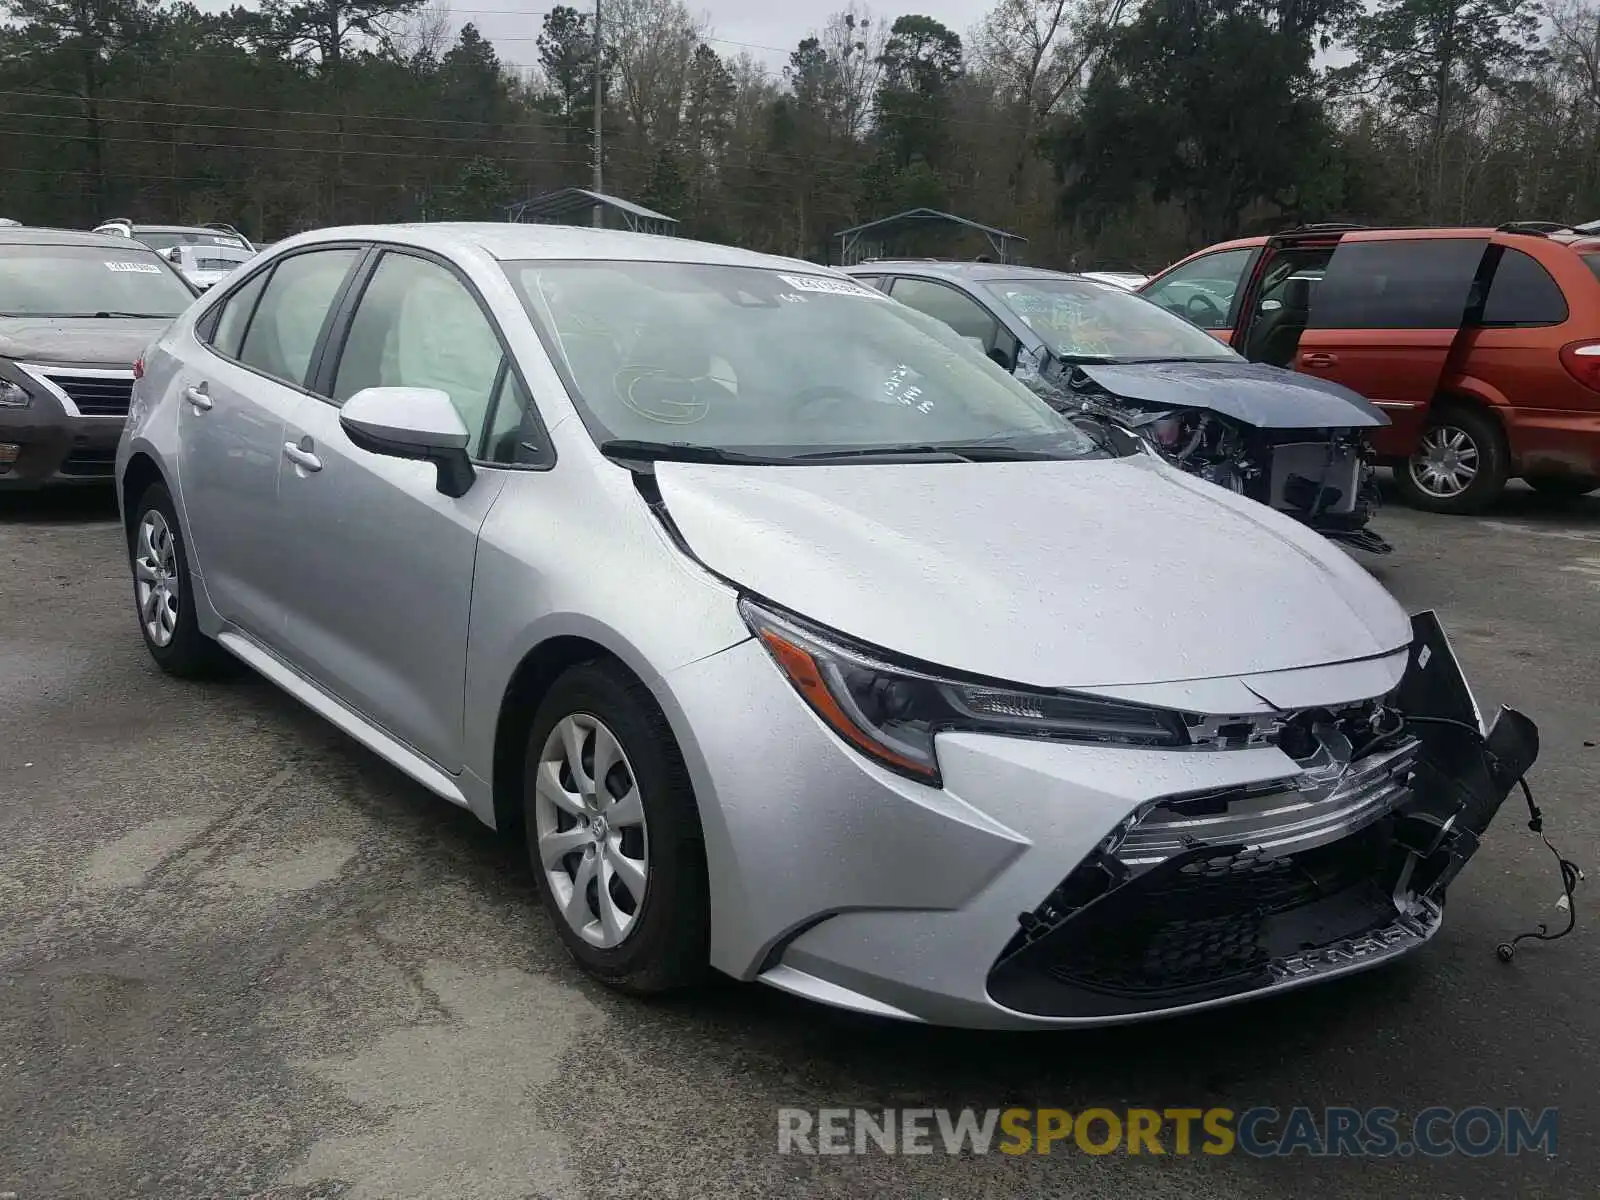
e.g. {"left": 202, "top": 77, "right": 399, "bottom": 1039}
{"left": 133, "top": 510, "right": 180, "bottom": 648}
{"left": 1409, "top": 424, "right": 1480, "bottom": 499}
{"left": 534, "top": 714, "right": 650, "bottom": 948}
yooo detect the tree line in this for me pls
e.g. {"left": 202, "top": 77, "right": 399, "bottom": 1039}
{"left": 0, "top": 0, "right": 1591, "bottom": 270}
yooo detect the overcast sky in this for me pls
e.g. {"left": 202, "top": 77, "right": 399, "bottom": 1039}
{"left": 455, "top": 2, "right": 999, "bottom": 76}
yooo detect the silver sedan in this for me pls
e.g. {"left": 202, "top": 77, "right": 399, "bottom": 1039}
{"left": 116, "top": 224, "right": 1535, "bottom": 1028}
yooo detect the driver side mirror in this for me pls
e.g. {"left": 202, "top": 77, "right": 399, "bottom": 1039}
{"left": 163, "top": 247, "right": 182, "bottom": 263}
{"left": 339, "top": 386, "right": 476, "bottom": 498}
{"left": 987, "top": 345, "right": 1017, "bottom": 373}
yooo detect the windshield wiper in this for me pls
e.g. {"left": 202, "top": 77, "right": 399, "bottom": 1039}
{"left": 788, "top": 438, "right": 1082, "bottom": 463}
{"left": 91, "top": 311, "right": 171, "bottom": 319}
{"left": 598, "top": 439, "right": 794, "bottom": 465}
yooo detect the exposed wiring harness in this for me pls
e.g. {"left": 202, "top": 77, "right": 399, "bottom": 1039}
{"left": 1404, "top": 714, "right": 1583, "bottom": 961}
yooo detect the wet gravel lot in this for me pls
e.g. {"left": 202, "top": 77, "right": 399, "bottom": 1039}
{"left": 1, "top": 484, "right": 1596, "bottom": 1199}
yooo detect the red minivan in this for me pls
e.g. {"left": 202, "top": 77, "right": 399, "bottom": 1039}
{"left": 1140, "top": 224, "right": 1600, "bottom": 512}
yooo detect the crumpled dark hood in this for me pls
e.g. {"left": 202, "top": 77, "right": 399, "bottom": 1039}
{"left": 0, "top": 316, "right": 171, "bottom": 367}
{"left": 1073, "top": 359, "right": 1388, "bottom": 429}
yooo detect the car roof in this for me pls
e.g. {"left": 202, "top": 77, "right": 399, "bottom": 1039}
{"left": 841, "top": 259, "right": 1099, "bottom": 284}
{"left": 0, "top": 226, "right": 157, "bottom": 249}
{"left": 267, "top": 222, "right": 834, "bottom": 273}
{"left": 100, "top": 223, "right": 234, "bottom": 235}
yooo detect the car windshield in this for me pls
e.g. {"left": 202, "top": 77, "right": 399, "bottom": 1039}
{"left": 0, "top": 245, "right": 194, "bottom": 317}
{"left": 985, "top": 276, "right": 1239, "bottom": 362}
{"left": 503, "top": 260, "right": 1116, "bottom": 462}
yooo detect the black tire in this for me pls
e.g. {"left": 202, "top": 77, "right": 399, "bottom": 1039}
{"left": 521, "top": 660, "right": 709, "bottom": 994}
{"left": 1394, "top": 405, "right": 1509, "bottom": 515}
{"left": 1524, "top": 472, "right": 1599, "bottom": 500}
{"left": 127, "top": 482, "right": 232, "bottom": 678}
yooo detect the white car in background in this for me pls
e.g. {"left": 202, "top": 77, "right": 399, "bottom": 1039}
{"left": 158, "top": 243, "right": 256, "bottom": 291}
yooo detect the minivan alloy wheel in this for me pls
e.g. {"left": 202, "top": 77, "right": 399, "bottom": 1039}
{"left": 534, "top": 713, "right": 650, "bottom": 948}
{"left": 133, "top": 509, "right": 180, "bottom": 647}
{"left": 1409, "top": 423, "right": 1480, "bottom": 498}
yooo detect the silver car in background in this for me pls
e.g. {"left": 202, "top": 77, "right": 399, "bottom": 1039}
{"left": 116, "top": 224, "right": 1535, "bottom": 1028}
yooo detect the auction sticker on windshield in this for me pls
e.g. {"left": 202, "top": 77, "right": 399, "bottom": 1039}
{"left": 778, "top": 274, "right": 883, "bottom": 299}
{"left": 105, "top": 261, "right": 163, "bottom": 274}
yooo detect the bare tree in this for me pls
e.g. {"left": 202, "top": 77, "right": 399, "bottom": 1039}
{"left": 969, "top": 0, "right": 1130, "bottom": 204}
{"left": 607, "top": 0, "right": 705, "bottom": 150}
{"left": 820, "top": 4, "right": 887, "bottom": 141}
{"left": 378, "top": 0, "right": 453, "bottom": 62}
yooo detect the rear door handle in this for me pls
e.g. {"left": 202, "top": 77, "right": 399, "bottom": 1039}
{"left": 1301, "top": 352, "right": 1338, "bottom": 369}
{"left": 283, "top": 441, "right": 322, "bottom": 472}
{"left": 184, "top": 383, "right": 213, "bottom": 411}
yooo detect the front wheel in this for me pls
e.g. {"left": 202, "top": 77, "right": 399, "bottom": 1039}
{"left": 128, "top": 482, "right": 231, "bottom": 677}
{"left": 522, "top": 661, "right": 709, "bottom": 994}
{"left": 1394, "top": 407, "right": 1508, "bottom": 515}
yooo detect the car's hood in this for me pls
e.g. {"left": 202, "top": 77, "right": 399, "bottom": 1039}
{"left": 655, "top": 455, "right": 1411, "bottom": 690}
{"left": 0, "top": 316, "right": 173, "bottom": 366}
{"left": 1075, "top": 359, "right": 1388, "bottom": 429}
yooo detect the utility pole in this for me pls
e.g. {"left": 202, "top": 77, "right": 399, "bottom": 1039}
{"left": 592, "top": 0, "right": 604, "bottom": 226}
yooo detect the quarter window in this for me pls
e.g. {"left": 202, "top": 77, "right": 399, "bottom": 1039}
{"left": 333, "top": 252, "right": 505, "bottom": 453}
{"left": 238, "top": 249, "right": 359, "bottom": 387}
{"left": 890, "top": 278, "right": 1001, "bottom": 351}
{"left": 1141, "top": 248, "right": 1255, "bottom": 329}
{"left": 1478, "top": 248, "right": 1569, "bottom": 327}
{"left": 210, "top": 269, "right": 270, "bottom": 359}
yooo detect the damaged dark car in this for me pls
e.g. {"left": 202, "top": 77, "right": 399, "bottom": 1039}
{"left": 845, "top": 262, "right": 1393, "bottom": 554}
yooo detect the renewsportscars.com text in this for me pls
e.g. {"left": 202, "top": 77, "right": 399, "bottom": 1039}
{"left": 776, "top": 1106, "right": 1558, "bottom": 1158}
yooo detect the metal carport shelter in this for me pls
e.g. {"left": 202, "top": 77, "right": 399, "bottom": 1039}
{"left": 834, "top": 208, "right": 1026, "bottom": 266}
{"left": 506, "top": 188, "right": 678, "bottom": 235}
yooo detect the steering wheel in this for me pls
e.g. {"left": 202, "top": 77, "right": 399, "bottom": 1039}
{"left": 1185, "top": 291, "right": 1225, "bottom": 325}
{"left": 791, "top": 384, "right": 871, "bottom": 422}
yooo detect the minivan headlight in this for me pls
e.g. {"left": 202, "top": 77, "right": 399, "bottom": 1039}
{"left": 0, "top": 379, "right": 30, "bottom": 408}
{"left": 739, "top": 597, "right": 1190, "bottom": 784}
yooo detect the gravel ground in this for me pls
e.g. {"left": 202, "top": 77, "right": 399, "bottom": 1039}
{"left": 1, "top": 484, "right": 1595, "bottom": 1200}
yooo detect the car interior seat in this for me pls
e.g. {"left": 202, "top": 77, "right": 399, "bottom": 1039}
{"left": 1249, "top": 275, "right": 1313, "bottom": 368}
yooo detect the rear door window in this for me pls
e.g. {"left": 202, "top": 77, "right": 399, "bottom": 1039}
{"left": 1310, "top": 239, "right": 1489, "bottom": 330}
{"left": 238, "top": 249, "right": 360, "bottom": 387}
{"left": 1477, "top": 248, "right": 1569, "bottom": 327}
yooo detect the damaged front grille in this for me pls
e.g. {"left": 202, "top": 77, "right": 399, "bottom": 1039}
{"left": 1111, "top": 738, "right": 1419, "bottom": 872}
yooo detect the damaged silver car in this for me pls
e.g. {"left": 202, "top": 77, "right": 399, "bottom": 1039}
{"left": 845, "top": 261, "right": 1393, "bottom": 554}
{"left": 120, "top": 226, "right": 1544, "bottom": 1027}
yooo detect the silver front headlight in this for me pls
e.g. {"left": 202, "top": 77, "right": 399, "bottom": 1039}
{"left": 739, "top": 598, "right": 1191, "bottom": 784}
{"left": 0, "top": 378, "right": 31, "bottom": 408}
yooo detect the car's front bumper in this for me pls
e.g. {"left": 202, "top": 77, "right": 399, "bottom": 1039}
{"left": 0, "top": 405, "right": 123, "bottom": 488}
{"left": 667, "top": 614, "right": 1532, "bottom": 1029}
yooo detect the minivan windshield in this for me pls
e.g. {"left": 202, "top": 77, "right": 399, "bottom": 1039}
{"left": 503, "top": 260, "right": 1117, "bottom": 462}
{"left": 985, "top": 276, "right": 1239, "bottom": 363}
{"left": 0, "top": 244, "right": 195, "bottom": 318}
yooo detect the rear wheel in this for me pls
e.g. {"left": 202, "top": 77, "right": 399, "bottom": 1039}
{"left": 1525, "top": 472, "right": 1599, "bottom": 500}
{"left": 522, "top": 660, "right": 709, "bottom": 993}
{"left": 128, "top": 482, "right": 231, "bottom": 677}
{"left": 1395, "top": 406, "right": 1508, "bottom": 515}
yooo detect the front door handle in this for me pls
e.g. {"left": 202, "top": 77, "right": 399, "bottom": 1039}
{"left": 184, "top": 383, "right": 213, "bottom": 411}
{"left": 1301, "top": 352, "right": 1338, "bottom": 369}
{"left": 283, "top": 441, "right": 322, "bottom": 472}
